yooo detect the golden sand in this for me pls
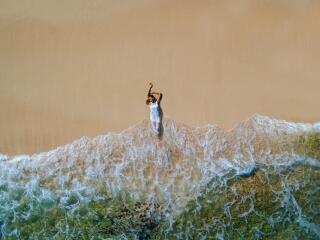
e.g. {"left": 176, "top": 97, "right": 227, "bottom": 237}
{"left": 1, "top": 0, "right": 319, "bottom": 154}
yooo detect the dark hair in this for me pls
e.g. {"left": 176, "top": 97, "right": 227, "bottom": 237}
{"left": 146, "top": 95, "right": 156, "bottom": 105}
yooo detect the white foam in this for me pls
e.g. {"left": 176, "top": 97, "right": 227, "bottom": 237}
{"left": 0, "top": 115, "right": 318, "bottom": 212}
{"left": 314, "top": 122, "right": 320, "bottom": 131}
{"left": 0, "top": 154, "right": 8, "bottom": 161}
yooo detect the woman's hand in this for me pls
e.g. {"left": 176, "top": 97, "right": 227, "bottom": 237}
{"left": 147, "top": 82, "right": 153, "bottom": 97}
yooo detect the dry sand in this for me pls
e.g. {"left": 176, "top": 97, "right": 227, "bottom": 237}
{"left": 0, "top": 0, "right": 319, "bottom": 155}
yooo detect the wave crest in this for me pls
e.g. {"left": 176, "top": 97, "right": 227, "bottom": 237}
{"left": 1, "top": 115, "right": 320, "bottom": 239}
{"left": 1, "top": 115, "right": 319, "bottom": 206}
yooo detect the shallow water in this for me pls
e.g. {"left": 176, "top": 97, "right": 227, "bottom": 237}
{"left": 0, "top": 115, "right": 319, "bottom": 239}
{"left": 158, "top": 164, "right": 320, "bottom": 239}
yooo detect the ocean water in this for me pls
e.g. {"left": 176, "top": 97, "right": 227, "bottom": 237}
{"left": 0, "top": 115, "right": 319, "bottom": 239}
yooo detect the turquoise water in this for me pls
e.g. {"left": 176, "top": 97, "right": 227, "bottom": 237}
{"left": 157, "top": 164, "right": 320, "bottom": 239}
{"left": 0, "top": 117, "right": 319, "bottom": 239}
{"left": 0, "top": 163, "right": 319, "bottom": 239}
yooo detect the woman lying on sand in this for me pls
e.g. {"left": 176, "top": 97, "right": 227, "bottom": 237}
{"left": 146, "top": 82, "right": 163, "bottom": 138}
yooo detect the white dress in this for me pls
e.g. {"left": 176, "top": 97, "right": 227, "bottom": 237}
{"left": 149, "top": 101, "right": 162, "bottom": 135}
{"left": 149, "top": 102, "right": 161, "bottom": 123}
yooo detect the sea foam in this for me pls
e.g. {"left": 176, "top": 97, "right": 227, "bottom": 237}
{"left": 0, "top": 115, "right": 319, "bottom": 239}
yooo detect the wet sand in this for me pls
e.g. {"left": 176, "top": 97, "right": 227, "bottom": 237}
{"left": 1, "top": 0, "right": 320, "bottom": 155}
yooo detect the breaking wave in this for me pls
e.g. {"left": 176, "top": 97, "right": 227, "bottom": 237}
{"left": 0, "top": 115, "right": 319, "bottom": 239}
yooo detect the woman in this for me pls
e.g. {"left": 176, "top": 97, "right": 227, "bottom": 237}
{"left": 146, "top": 82, "right": 163, "bottom": 137}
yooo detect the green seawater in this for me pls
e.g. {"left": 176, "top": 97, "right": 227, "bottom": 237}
{"left": 0, "top": 163, "right": 319, "bottom": 240}
{"left": 0, "top": 133, "right": 319, "bottom": 239}
{"left": 156, "top": 164, "right": 320, "bottom": 240}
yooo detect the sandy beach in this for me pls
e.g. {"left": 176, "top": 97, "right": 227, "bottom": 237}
{"left": 1, "top": 0, "right": 320, "bottom": 155}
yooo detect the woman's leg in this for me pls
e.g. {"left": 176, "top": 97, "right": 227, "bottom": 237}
{"left": 151, "top": 121, "right": 157, "bottom": 133}
{"left": 155, "top": 122, "right": 160, "bottom": 136}
{"left": 151, "top": 121, "right": 161, "bottom": 136}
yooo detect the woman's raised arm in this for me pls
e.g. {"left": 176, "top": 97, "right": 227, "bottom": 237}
{"left": 151, "top": 92, "right": 162, "bottom": 103}
{"left": 147, "top": 82, "right": 153, "bottom": 97}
